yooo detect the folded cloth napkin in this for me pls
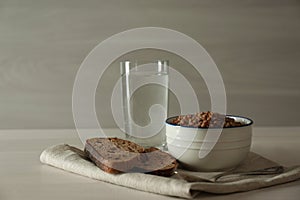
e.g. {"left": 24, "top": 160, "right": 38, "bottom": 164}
{"left": 40, "top": 144, "right": 300, "bottom": 199}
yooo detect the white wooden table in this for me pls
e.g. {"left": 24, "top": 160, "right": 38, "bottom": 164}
{"left": 0, "top": 128, "right": 299, "bottom": 200}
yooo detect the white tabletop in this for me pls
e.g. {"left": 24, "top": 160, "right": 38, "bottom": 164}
{"left": 0, "top": 128, "right": 299, "bottom": 200}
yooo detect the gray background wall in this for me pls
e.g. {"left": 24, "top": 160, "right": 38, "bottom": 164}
{"left": 0, "top": 0, "right": 299, "bottom": 129}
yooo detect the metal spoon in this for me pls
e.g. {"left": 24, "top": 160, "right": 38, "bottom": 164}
{"left": 175, "top": 166, "right": 284, "bottom": 183}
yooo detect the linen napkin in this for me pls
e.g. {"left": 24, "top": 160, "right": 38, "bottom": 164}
{"left": 40, "top": 144, "right": 300, "bottom": 199}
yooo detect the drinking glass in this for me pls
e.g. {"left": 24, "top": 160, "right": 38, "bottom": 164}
{"left": 120, "top": 60, "right": 169, "bottom": 149}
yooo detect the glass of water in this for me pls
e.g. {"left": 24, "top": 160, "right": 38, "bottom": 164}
{"left": 120, "top": 60, "right": 169, "bottom": 149}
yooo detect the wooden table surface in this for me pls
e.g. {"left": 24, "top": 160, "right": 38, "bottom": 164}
{"left": 0, "top": 128, "right": 299, "bottom": 200}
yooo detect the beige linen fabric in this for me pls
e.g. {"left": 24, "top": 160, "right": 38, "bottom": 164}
{"left": 40, "top": 144, "right": 300, "bottom": 199}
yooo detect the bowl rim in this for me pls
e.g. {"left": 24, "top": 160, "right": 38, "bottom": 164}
{"left": 165, "top": 114, "right": 253, "bottom": 129}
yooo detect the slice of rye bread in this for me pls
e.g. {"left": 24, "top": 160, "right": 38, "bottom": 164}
{"left": 85, "top": 138, "right": 145, "bottom": 174}
{"left": 135, "top": 147, "right": 178, "bottom": 177}
{"left": 84, "top": 138, "right": 178, "bottom": 177}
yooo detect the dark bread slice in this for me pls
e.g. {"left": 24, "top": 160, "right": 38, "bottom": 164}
{"left": 85, "top": 137, "right": 145, "bottom": 174}
{"left": 85, "top": 137, "right": 178, "bottom": 177}
{"left": 139, "top": 147, "right": 178, "bottom": 177}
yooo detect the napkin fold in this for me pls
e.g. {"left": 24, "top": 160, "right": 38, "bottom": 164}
{"left": 40, "top": 144, "right": 300, "bottom": 199}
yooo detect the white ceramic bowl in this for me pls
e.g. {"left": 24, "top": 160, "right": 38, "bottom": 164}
{"left": 166, "top": 115, "right": 253, "bottom": 171}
